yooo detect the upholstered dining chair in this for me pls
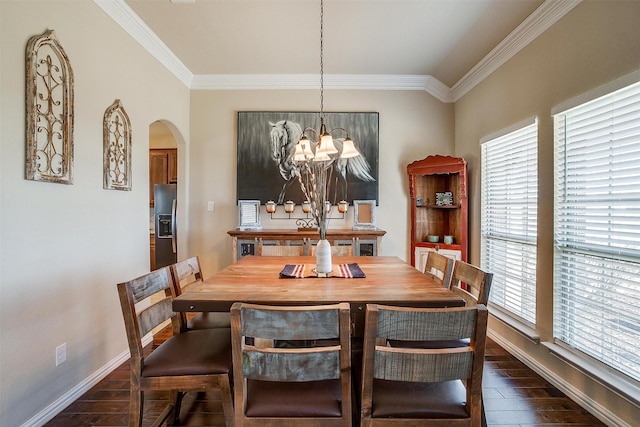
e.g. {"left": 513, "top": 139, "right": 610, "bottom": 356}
{"left": 170, "top": 256, "right": 231, "bottom": 330}
{"left": 258, "top": 245, "right": 305, "bottom": 256}
{"left": 117, "top": 267, "right": 234, "bottom": 427}
{"left": 450, "top": 260, "right": 494, "bottom": 306}
{"left": 231, "top": 302, "right": 352, "bottom": 427}
{"left": 392, "top": 260, "right": 493, "bottom": 427}
{"left": 423, "top": 251, "right": 454, "bottom": 287}
{"left": 359, "top": 304, "right": 489, "bottom": 426}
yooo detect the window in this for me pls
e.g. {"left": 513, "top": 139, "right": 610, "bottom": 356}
{"left": 481, "top": 119, "right": 538, "bottom": 325}
{"left": 554, "top": 81, "right": 640, "bottom": 382}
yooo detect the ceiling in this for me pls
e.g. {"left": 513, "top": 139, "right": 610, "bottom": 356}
{"left": 111, "top": 0, "right": 576, "bottom": 100}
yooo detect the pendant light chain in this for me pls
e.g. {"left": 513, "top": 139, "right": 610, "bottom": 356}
{"left": 320, "top": 0, "right": 325, "bottom": 120}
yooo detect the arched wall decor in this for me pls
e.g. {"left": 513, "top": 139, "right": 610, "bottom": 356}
{"left": 103, "top": 99, "right": 132, "bottom": 191}
{"left": 25, "top": 29, "right": 74, "bottom": 184}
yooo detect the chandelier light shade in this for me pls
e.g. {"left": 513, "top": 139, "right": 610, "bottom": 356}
{"left": 293, "top": 136, "right": 315, "bottom": 161}
{"left": 318, "top": 122, "right": 339, "bottom": 156}
{"left": 293, "top": 0, "right": 362, "bottom": 240}
{"left": 340, "top": 137, "right": 360, "bottom": 158}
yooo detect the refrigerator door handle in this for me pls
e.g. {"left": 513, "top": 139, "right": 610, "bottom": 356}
{"left": 171, "top": 198, "right": 177, "bottom": 254}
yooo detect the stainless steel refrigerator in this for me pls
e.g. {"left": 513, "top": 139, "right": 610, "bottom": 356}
{"left": 154, "top": 184, "right": 177, "bottom": 268}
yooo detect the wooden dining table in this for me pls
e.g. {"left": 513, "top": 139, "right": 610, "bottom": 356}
{"left": 172, "top": 255, "right": 464, "bottom": 336}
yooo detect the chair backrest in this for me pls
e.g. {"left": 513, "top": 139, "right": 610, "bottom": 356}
{"left": 170, "top": 256, "right": 203, "bottom": 293}
{"left": 310, "top": 244, "right": 354, "bottom": 256}
{"left": 360, "top": 304, "right": 488, "bottom": 425}
{"left": 450, "top": 260, "right": 493, "bottom": 306}
{"left": 424, "top": 251, "right": 454, "bottom": 287}
{"left": 258, "top": 245, "right": 304, "bottom": 256}
{"left": 231, "top": 302, "right": 352, "bottom": 426}
{"left": 169, "top": 256, "right": 205, "bottom": 329}
{"left": 117, "top": 267, "right": 181, "bottom": 362}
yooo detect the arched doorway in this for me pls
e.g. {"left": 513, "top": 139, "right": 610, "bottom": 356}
{"left": 149, "top": 120, "right": 185, "bottom": 270}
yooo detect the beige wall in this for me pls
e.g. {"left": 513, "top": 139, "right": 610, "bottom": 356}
{"left": 149, "top": 121, "right": 178, "bottom": 149}
{"left": 455, "top": 1, "right": 640, "bottom": 425}
{"left": 188, "top": 90, "right": 454, "bottom": 274}
{"left": 0, "top": 2, "right": 190, "bottom": 426}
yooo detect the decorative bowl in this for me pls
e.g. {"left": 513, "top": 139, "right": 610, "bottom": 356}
{"left": 427, "top": 235, "right": 439, "bottom": 243}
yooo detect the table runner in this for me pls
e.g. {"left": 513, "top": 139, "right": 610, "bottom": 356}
{"left": 279, "top": 263, "right": 366, "bottom": 279}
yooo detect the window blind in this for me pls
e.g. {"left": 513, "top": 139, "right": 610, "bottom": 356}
{"left": 554, "top": 81, "right": 640, "bottom": 382}
{"left": 481, "top": 121, "right": 538, "bottom": 324}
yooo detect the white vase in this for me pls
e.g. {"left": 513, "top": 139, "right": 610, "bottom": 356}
{"left": 315, "top": 239, "right": 332, "bottom": 275}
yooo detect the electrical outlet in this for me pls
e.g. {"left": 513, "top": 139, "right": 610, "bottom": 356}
{"left": 207, "top": 201, "right": 215, "bottom": 212}
{"left": 56, "top": 343, "right": 67, "bottom": 366}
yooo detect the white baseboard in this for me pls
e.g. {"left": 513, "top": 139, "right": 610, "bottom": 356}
{"left": 20, "top": 334, "right": 153, "bottom": 427}
{"left": 488, "top": 330, "right": 631, "bottom": 427}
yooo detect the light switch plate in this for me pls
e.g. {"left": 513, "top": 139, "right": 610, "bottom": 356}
{"left": 56, "top": 343, "right": 67, "bottom": 366}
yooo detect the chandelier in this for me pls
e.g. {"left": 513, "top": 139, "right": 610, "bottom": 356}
{"left": 292, "top": 0, "right": 362, "bottom": 241}
{"left": 293, "top": 0, "right": 360, "bottom": 163}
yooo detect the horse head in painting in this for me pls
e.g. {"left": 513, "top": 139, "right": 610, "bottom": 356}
{"left": 269, "top": 119, "right": 375, "bottom": 204}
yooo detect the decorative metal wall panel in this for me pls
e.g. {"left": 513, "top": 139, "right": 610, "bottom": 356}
{"left": 103, "top": 99, "right": 132, "bottom": 191}
{"left": 25, "top": 29, "right": 74, "bottom": 184}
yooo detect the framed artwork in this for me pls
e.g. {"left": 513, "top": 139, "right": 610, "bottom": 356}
{"left": 237, "top": 111, "right": 379, "bottom": 205}
{"left": 238, "top": 200, "right": 262, "bottom": 230}
{"left": 352, "top": 200, "right": 377, "bottom": 230}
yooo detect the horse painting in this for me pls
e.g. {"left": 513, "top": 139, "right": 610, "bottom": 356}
{"left": 269, "top": 119, "right": 375, "bottom": 204}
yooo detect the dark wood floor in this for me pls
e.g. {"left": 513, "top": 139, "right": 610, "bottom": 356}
{"left": 45, "top": 329, "right": 607, "bottom": 427}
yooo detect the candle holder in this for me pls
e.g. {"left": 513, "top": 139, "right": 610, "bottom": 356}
{"left": 284, "top": 200, "right": 295, "bottom": 213}
{"left": 264, "top": 201, "right": 346, "bottom": 229}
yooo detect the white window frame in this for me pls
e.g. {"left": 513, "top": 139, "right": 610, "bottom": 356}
{"left": 481, "top": 118, "right": 538, "bottom": 327}
{"left": 553, "top": 76, "right": 640, "bottom": 388}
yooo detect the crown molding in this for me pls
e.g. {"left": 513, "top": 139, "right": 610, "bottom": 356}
{"left": 450, "top": 0, "right": 582, "bottom": 101}
{"left": 96, "top": 0, "right": 581, "bottom": 104}
{"left": 191, "top": 74, "right": 453, "bottom": 102}
{"left": 93, "top": 0, "right": 193, "bottom": 87}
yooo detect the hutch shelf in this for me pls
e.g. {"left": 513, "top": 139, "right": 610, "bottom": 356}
{"left": 407, "top": 155, "right": 468, "bottom": 269}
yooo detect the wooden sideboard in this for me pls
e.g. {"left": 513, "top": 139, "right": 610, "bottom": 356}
{"left": 227, "top": 229, "right": 386, "bottom": 261}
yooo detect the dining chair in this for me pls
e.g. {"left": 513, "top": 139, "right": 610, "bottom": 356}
{"left": 310, "top": 244, "right": 354, "bottom": 256}
{"left": 450, "top": 260, "right": 494, "bottom": 306}
{"left": 230, "top": 302, "right": 352, "bottom": 427}
{"left": 394, "top": 259, "right": 492, "bottom": 426}
{"left": 258, "top": 244, "right": 305, "bottom": 256}
{"left": 117, "top": 267, "right": 234, "bottom": 427}
{"left": 169, "top": 256, "right": 231, "bottom": 330}
{"left": 359, "top": 304, "right": 488, "bottom": 426}
{"left": 423, "top": 251, "right": 454, "bottom": 287}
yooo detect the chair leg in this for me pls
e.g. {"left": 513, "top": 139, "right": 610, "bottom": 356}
{"left": 481, "top": 399, "right": 487, "bottom": 427}
{"left": 171, "top": 390, "right": 184, "bottom": 425}
{"left": 129, "top": 388, "right": 143, "bottom": 427}
{"left": 219, "top": 375, "right": 235, "bottom": 427}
